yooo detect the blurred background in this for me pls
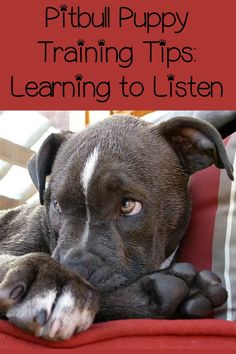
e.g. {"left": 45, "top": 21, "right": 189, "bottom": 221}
{"left": 0, "top": 110, "right": 153, "bottom": 209}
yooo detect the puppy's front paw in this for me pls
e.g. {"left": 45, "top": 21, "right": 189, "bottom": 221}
{"left": 0, "top": 253, "right": 100, "bottom": 341}
{"left": 140, "top": 272, "right": 189, "bottom": 317}
{"left": 169, "top": 264, "right": 227, "bottom": 318}
{"left": 140, "top": 263, "right": 227, "bottom": 319}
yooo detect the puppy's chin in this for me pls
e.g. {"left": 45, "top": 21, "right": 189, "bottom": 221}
{"left": 88, "top": 271, "right": 129, "bottom": 292}
{"left": 69, "top": 265, "right": 129, "bottom": 292}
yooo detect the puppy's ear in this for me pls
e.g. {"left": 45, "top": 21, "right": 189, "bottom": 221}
{"left": 28, "top": 132, "right": 72, "bottom": 205}
{"left": 157, "top": 117, "right": 234, "bottom": 180}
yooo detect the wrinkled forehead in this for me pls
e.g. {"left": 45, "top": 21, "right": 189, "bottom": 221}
{"left": 51, "top": 117, "right": 155, "bottom": 196}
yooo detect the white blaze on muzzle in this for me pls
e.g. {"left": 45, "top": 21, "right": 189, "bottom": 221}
{"left": 80, "top": 146, "right": 99, "bottom": 248}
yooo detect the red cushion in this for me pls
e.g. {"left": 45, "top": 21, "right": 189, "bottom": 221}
{"left": 0, "top": 319, "right": 236, "bottom": 349}
{"left": 178, "top": 164, "right": 220, "bottom": 270}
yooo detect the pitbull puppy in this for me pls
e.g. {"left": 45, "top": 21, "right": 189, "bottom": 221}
{"left": 0, "top": 115, "right": 234, "bottom": 341}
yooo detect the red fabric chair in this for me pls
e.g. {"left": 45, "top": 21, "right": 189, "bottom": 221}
{"left": 1, "top": 319, "right": 236, "bottom": 349}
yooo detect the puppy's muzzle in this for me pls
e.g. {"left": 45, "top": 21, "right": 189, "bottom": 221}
{"left": 60, "top": 248, "right": 128, "bottom": 291}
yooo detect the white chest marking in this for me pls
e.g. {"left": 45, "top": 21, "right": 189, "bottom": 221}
{"left": 80, "top": 147, "right": 99, "bottom": 248}
{"left": 160, "top": 246, "right": 179, "bottom": 270}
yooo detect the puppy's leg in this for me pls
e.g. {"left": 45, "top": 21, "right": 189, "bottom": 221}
{"left": 96, "top": 263, "right": 227, "bottom": 321}
{"left": 0, "top": 253, "right": 100, "bottom": 340}
{"left": 0, "top": 207, "right": 100, "bottom": 341}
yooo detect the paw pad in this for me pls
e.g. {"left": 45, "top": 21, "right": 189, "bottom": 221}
{"left": 75, "top": 74, "right": 83, "bottom": 81}
{"left": 98, "top": 39, "right": 106, "bottom": 46}
{"left": 77, "top": 39, "right": 85, "bottom": 46}
{"left": 167, "top": 74, "right": 175, "bottom": 81}
{"left": 169, "top": 263, "right": 196, "bottom": 286}
{"left": 60, "top": 4, "right": 68, "bottom": 12}
{"left": 159, "top": 39, "right": 167, "bottom": 46}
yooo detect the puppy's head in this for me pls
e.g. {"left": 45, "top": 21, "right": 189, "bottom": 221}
{"left": 28, "top": 115, "right": 233, "bottom": 290}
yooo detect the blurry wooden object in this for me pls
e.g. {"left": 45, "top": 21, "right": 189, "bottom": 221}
{"left": 0, "top": 110, "right": 155, "bottom": 209}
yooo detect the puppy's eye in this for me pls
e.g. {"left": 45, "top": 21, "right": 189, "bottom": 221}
{"left": 121, "top": 198, "right": 142, "bottom": 216}
{"left": 52, "top": 200, "right": 62, "bottom": 214}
